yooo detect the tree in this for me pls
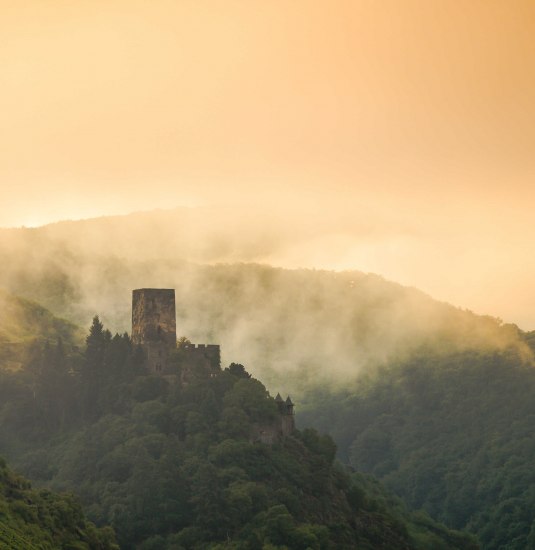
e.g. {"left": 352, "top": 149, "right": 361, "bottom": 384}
{"left": 79, "top": 316, "right": 110, "bottom": 418}
{"left": 176, "top": 336, "right": 191, "bottom": 349}
{"left": 226, "top": 363, "right": 251, "bottom": 379}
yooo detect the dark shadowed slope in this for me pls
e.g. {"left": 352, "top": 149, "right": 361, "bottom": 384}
{"left": 298, "top": 345, "right": 535, "bottom": 549}
{"left": 0, "top": 456, "right": 117, "bottom": 549}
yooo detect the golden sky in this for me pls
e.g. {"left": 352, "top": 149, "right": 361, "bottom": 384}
{"left": 2, "top": 1, "right": 535, "bottom": 326}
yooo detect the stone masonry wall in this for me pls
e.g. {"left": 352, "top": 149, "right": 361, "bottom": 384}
{"left": 132, "top": 288, "right": 177, "bottom": 373}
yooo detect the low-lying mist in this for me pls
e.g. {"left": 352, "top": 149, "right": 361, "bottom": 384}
{"left": 0, "top": 208, "right": 531, "bottom": 394}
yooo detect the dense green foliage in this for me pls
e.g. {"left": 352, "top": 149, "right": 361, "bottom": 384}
{"left": 299, "top": 345, "right": 535, "bottom": 549}
{"left": 0, "top": 316, "right": 477, "bottom": 549}
{"left": 351, "top": 472, "right": 481, "bottom": 550}
{"left": 0, "top": 456, "right": 117, "bottom": 549}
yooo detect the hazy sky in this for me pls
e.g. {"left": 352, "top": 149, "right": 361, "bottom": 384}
{"left": 2, "top": 1, "right": 535, "bottom": 327}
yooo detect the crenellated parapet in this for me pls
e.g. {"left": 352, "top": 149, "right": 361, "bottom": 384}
{"left": 181, "top": 343, "right": 221, "bottom": 364}
{"left": 177, "top": 342, "right": 221, "bottom": 382}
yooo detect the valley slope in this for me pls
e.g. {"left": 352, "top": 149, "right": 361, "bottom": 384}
{"left": 0, "top": 306, "right": 477, "bottom": 549}
{"left": 2, "top": 213, "right": 534, "bottom": 548}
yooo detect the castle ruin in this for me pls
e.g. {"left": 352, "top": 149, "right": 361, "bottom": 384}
{"left": 131, "top": 288, "right": 293, "bottom": 438}
{"left": 177, "top": 342, "right": 221, "bottom": 383}
{"left": 132, "top": 288, "right": 220, "bottom": 375}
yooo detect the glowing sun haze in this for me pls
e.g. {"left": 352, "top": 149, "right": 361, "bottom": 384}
{"left": 1, "top": 0, "right": 535, "bottom": 327}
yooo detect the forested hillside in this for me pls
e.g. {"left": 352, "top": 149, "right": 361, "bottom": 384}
{"left": 0, "top": 289, "right": 79, "bottom": 371}
{"left": 0, "top": 316, "right": 477, "bottom": 549}
{"left": 298, "top": 345, "right": 535, "bottom": 549}
{"left": 1, "top": 216, "right": 534, "bottom": 548}
{"left": 0, "top": 457, "right": 117, "bottom": 549}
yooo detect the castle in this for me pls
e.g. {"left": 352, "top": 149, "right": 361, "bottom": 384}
{"left": 132, "top": 288, "right": 220, "bottom": 375}
{"left": 131, "top": 288, "right": 294, "bottom": 439}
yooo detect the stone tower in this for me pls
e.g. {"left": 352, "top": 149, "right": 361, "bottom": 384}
{"left": 132, "top": 288, "right": 176, "bottom": 373}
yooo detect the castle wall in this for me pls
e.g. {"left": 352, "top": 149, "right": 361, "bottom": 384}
{"left": 251, "top": 395, "right": 295, "bottom": 444}
{"left": 281, "top": 414, "right": 295, "bottom": 436}
{"left": 177, "top": 343, "right": 221, "bottom": 383}
{"left": 181, "top": 343, "right": 221, "bottom": 368}
{"left": 250, "top": 414, "right": 295, "bottom": 444}
{"left": 251, "top": 424, "right": 280, "bottom": 445}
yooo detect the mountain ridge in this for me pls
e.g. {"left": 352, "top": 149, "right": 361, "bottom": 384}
{"left": 0, "top": 258, "right": 531, "bottom": 394}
